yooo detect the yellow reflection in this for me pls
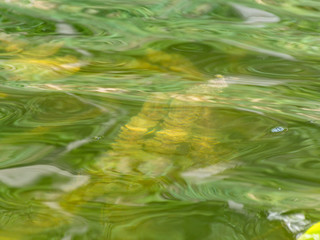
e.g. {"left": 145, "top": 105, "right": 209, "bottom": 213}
{"left": 126, "top": 49, "right": 205, "bottom": 80}
{"left": 298, "top": 222, "right": 320, "bottom": 240}
{"left": 0, "top": 34, "right": 83, "bottom": 81}
{"left": 6, "top": 56, "right": 82, "bottom": 80}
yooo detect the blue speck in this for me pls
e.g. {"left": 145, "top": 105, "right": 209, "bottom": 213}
{"left": 271, "top": 126, "right": 285, "bottom": 133}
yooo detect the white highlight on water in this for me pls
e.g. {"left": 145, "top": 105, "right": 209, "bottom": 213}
{"left": 268, "top": 211, "right": 310, "bottom": 233}
{"left": 0, "top": 165, "right": 89, "bottom": 191}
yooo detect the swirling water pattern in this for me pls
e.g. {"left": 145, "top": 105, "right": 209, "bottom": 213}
{"left": 0, "top": 0, "right": 319, "bottom": 239}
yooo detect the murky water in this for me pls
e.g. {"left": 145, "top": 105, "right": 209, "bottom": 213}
{"left": 0, "top": 0, "right": 320, "bottom": 239}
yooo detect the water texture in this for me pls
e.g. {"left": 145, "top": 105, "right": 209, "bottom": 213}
{"left": 0, "top": 0, "right": 319, "bottom": 239}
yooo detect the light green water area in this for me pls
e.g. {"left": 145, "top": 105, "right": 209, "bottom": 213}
{"left": 0, "top": 0, "right": 319, "bottom": 239}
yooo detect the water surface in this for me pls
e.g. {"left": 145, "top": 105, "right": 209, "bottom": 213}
{"left": 0, "top": 0, "right": 320, "bottom": 239}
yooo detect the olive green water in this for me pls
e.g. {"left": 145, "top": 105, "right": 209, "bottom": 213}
{"left": 0, "top": 0, "right": 320, "bottom": 239}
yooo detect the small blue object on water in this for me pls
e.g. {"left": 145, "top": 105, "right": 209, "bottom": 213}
{"left": 271, "top": 126, "right": 285, "bottom": 133}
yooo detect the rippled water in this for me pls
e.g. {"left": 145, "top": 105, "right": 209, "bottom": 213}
{"left": 0, "top": 0, "right": 320, "bottom": 239}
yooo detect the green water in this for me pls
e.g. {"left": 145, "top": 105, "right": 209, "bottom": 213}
{"left": 0, "top": 0, "right": 320, "bottom": 239}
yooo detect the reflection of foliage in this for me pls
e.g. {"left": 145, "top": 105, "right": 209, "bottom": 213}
{"left": 100, "top": 202, "right": 291, "bottom": 240}
{"left": 125, "top": 49, "right": 205, "bottom": 80}
{"left": 0, "top": 33, "right": 81, "bottom": 81}
{"left": 57, "top": 79, "right": 230, "bottom": 238}
{"left": 0, "top": 0, "right": 319, "bottom": 239}
{"left": 0, "top": 192, "right": 70, "bottom": 239}
{"left": 94, "top": 80, "right": 226, "bottom": 177}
